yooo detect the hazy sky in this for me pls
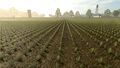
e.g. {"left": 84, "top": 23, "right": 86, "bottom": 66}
{"left": 0, "top": 0, "right": 119, "bottom": 16}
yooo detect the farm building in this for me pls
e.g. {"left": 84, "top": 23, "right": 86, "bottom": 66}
{"left": 27, "top": 10, "right": 32, "bottom": 18}
{"left": 93, "top": 4, "right": 101, "bottom": 18}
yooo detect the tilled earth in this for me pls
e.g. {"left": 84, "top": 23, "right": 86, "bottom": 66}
{"left": 0, "top": 19, "right": 120, "bottom": 68}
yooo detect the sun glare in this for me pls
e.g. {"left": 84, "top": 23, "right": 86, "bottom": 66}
{"left": 0, "top": 0, "right": 60, "bottom": 16}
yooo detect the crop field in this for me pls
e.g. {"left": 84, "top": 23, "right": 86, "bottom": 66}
{"left": 0, "top": 18, "right": 120, "bottom": 68}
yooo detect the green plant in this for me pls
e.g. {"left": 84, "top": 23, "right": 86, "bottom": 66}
{"left": 99, "top": 41, "right": 103, "bottom": 47}
{"left": 118, "top": 39, "right": 120, "bottom": 42}
{"left": 108, "top": 48, "right": 112, "bottom": 54}
{"left": 14, "top": 52, "right": 24, "bottom": 62}
{"left": 76, "top": 56, "right": 81, "bottom": 62}
{"left": 97, "top": 57, "right": 103, "bottom": 64}
{"left": 90, "top": 48, "right": 96, "bottom": 54}
{"left": 114, "top": 42, "right": 117, "bottom": 47}
{"left": 106, "top": 39, "right": 109, "bottom": 42}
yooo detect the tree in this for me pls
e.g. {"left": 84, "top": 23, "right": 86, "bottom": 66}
{"left": 69, "top": 10, "right": 74, "bottom": 17}
{"left": 10, "top": 7, "right": 17, "bottom": 18}
{"left": 55, "top": 8, "right": 61, "bottom": 17}
{"left": 118, "top": 9, "right": 120, "bottom": 13}
{"left": 86, "top": 9, "right": 92, "bottom": 18}
{"left": 118, "top": 9, "right": 120, "bottom": 16}
{"left": 75, "top": 11, "right": 80, "bottom": 17}
{"left": 63, "top": 12, "right": 69, "bottom": 17}
{"left": 104, "top": 9, "right": 111, "bottom": 17}
{"left": 113, "top": 10, "right": 120, "bottom": 17}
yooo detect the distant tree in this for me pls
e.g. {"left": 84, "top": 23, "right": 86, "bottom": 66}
{"left": 113, "top": 10, "right": 120, "bottom": 17}
{"left": 104, "top": 9, "right": 111, "bottom": 17}
{"left": 10, "top": 7, "right": 16, "bottom": 18}
{"left": 69, "top": 10, "right": 74, "bottom": 17}
{"left": 55, "top": 8, "right": 61, "bottom": 17}
{"left": 75, "top": 11, "right": 80, "bottom": 17}
{"left": 49, "top": 14, "right": 54, "bottom": 17}
{"left": 86, "top": 9, "right": 92, "bottom": 18}
{"left": 118, "top": 9, "right": 120, "bottom": 13}
{"left": 63, "top": 12, "right": 69, "bottom": 17}
{"left": 118, "top": 9, "right": 120, "bottom": 16}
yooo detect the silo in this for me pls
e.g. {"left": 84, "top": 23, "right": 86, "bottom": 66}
{"left": 27, "top": 10, "right": 32, "bottom": 18}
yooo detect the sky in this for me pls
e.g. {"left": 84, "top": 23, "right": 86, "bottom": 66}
{"left": 0, "top": 0, "right": 119, "bottom": 16}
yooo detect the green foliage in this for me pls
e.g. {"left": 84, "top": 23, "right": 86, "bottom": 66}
{"left": 113, "top": 10, "right": 120, "bottom": 17}
{"left": 86, "top": 9, "right": 92, "bottom": 18}
{"left": 104, "top": 9, "right": 111, "bottom": 17}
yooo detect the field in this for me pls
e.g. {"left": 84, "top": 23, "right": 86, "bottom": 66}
{"left": 0, "top": 18, "right": 120, "bottom": 68}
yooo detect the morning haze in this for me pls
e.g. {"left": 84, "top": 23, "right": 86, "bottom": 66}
{"left": 0, "top": 0, "right": 120, "bottom": 68}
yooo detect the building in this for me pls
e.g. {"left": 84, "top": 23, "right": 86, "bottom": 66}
{"left": 93, "top": 4, "right": 101, "bottom": 18}
{"left": 27, "top": 10, "right": 32, "bottom": 18}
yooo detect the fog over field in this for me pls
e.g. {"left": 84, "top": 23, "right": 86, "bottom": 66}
{"left": 0, "top": 0, "right": 119, "bottom": 17}
{"left": 0, "top": 0, "right": 120, "bottom": 68}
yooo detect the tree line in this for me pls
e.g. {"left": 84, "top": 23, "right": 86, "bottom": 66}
{"left": 55, "top": 8, "right": 120, "bottom": 18}
{"left": 55, "top": 8, "right": 80, "bottom": 17}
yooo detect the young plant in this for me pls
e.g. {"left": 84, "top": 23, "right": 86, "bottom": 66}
{"left": 76, "top": 56, "right": 81, "bottom": 62}
{"left": 118, "top": 38, "right": 120, "bottom": 42}
{"left": 0, "top": 52, "right": 4, "bottom": 61}
{"left": 86, "top": 42, "right": 89, "bottom": 45}
{"left": 106, "top": 39, "right": 109, "bottom": 42}
{"left": 99, "top": 41, "right": 103, "bottom": 47}
{"left": 97, "top": 57, "right": 104, "bottom": 64}
{"left": 90, "top": 48, "right": 96, "bottom": 54}
{"left": 14, "top": 52, "right": 24, "bottom": 62}
{"left": 36, "top": 55, "right": 42, "bottom": 63}
{"left": 108, "top": 48, "right": 112, "bottom": 54}
{"left": 114, "top": 42, "right": 117, "bottom": 47}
